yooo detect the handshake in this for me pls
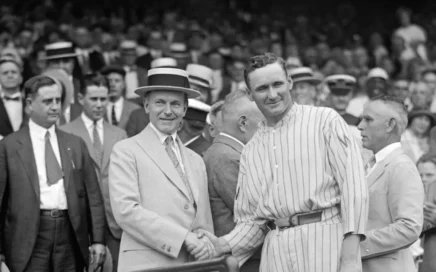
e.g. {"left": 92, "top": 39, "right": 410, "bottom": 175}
{"left": 183, "top": 229, "right": 231, "bottom": 261}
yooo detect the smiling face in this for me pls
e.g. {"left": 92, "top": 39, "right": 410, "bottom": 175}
{"left": 144, "top": 90, "right": 188, "bottom": 135}
{"left": 246, "top": 62, "right": 293, "bottom": 125}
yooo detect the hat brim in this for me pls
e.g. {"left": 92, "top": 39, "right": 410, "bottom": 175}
{"left": 292, "top": 77, "right": 321, "bottom": 85}
{"left": 408, "top": 111, "right": 436, "bottom": 128}
{"left": 134, "top": 86, "right": 200, "bottom": 99}
{"left": 43, "top": 53, "right": 78, "bottom": 60}
{"left": 189, "top": 80, "right": 212, "bottom": 89}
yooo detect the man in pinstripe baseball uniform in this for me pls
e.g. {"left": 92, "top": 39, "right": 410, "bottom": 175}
{"left": 199, "top": 53, "right": 368, "bottom": 272}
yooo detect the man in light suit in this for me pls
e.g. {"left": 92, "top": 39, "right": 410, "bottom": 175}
{"left": 101, "top": 65, "right": 140, "bottom": 130}
{"left": 109, "top": 67, "right": 214, "bottom": 271}
{"left": 358, "top": 95, "right": 424, "bottom": 272}
{"left": 0, "top": 75, "right": 106, "bottom": 272}
{"left": 60, "top": 73, "right": 127, "bottom": 272}
{"left": 203, "top": 89, "right": 263, "bottom": 272}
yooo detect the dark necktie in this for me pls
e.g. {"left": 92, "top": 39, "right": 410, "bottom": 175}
{"left": 45, "top": 131, "right": 63, "bottom": 186}
{"left": 3, "top": 96, "right": 20, "bottom": 102}
{"left": 164, "top": 136, "right": 194, "bottom": 202}
{"left": 111, "top": 105, "right": 118, "bottom": 126}
{"left": 93, "top": 122, "right": 103, "bottom": 167}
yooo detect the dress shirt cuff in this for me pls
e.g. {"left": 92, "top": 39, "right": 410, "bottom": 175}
{"left": 344, "top": 231, "right": 366, "bottom": 241}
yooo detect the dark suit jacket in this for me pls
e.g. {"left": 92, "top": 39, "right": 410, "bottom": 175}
{"left": 0, "top": 126, "right": 106, "bottom": 272}
{"left": 60, "top": 117, "right": 127, "bottom": 239}
{"left": 0, "top": 98, "right": 27, "bottom": 137}
{"left": 203, "top": 134, "right": 261, "bottom": 271}
{"left": 125, "top": 108, "right": 150, "bottom": 138}
{"left": 186, "top": 135, "right": 211, "bottom": 157}
{"left": 105, "top": 99, "right": 141, "bottom": 130}
{"left": 217, "top": 76, "right": 232, "bottom": 101}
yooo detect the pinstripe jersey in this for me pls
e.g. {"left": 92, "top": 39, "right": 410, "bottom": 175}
{"left": 223, "top": 103, "right": 368, "bottom": 271}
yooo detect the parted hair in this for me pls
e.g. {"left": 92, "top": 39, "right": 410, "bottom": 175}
{"left": 81, "top": 73, "right": 109, "bottom": 95}
{"left": 24, "top": 75, "right": 58, "bottom": 99}
{"left": 244, "top": 53, "right": 287, "bottom": 89}
{"left": 370, "top": 94, "right": 408, "bottom": 132}
{"left": 417, "top": 152, "right": 436, "bottom": 167}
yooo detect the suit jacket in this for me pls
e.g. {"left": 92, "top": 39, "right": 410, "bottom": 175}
{"left": 186, "top": 135, "right": 211, "bottom": 157}
{"left": 0, "top": 126, "right": 106, "bottom": 272}
{"left": 361, "top": 147, "right": 424, "bottom": 272}
{"left": 125, "top": 108, "right": 150, "bottom": 137}
{"left": 60, "top": 117, "right": 127, "bottom": 239}
{"left": 109, "top": 124, "right": 213, "bottom": 271}
{"left": 0, "top": 98, "right": 27, "bottom": 137}
{"left": 105, "top": 99, "right": 141, "bottom": 130}
{"left": 419, "top": 180, "right": 436, "bottom": 272}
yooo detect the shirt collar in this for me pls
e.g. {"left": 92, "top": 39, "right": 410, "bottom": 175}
{"left": 374, "top": 142, "right": 402, "bottom": 163}
{"left": 259, "top": 103, "right": 300, "bottom": 132}
{"left": 149, "top": 122, "right": 177, "bottom": 145}
{"left": 110, "top": 96, "right": 124, "bottom": 107}
{"left": 1, "top": 91, "right": 22, "bottom": 99}
{"left": 29, "top": 119, "right": 56, "bottom": 140}
{"left": 81, "top": 112, "right": 103, "bottom": 129}
{"left": 219, "top": 133, "right": 244, "bottom": 147}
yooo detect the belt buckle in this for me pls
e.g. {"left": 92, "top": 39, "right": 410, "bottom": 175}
{"left": 50, "top": 209, "right": 60, "bottom": 218}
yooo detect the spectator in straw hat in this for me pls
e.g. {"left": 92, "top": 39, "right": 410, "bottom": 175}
{"left": 136, "top": 31, "right": 165, "bottom": 70}
{"left": 109, "top": 67, "right": 214, "bottom": 271}
{"left": 288, "top": 66, "right": 321, "bottom": 105}
{"left": 151, "top": 57, "right": 178, "bottom": 69}
{"left": 167, "top": 43, "right": 192, "bottom": 70}
{"left": 186, "top": 63, "right": 213, "bottom": 104}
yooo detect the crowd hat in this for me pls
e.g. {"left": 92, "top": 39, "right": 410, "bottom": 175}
{"left": 289, "top": 67, "right": 321, "bottom": 85}
{"left": 324, "top": 74, "right": 357, "bottom": 96}
{"left": 43, "top": 42, "right": 78, "bottom": 60}
{"left": 186, "top": 64, "right": 213, "bottom": 89}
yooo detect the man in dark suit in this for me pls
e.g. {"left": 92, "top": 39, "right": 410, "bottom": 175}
{"left": 0, "top": 58, "right": 27, "bottom": 137}
{"left": 60, "top": 73, "right": 127, "bottom": 272}
{"left": 125, "top": 107, "right": 150, "bottom": 137}
{"left": 101, "top": 65, "right": 140, "bottom": 130}
{"left": 178, "top": 99, "right": 211, "bottom": 157}
{"left": 0, "top": 75, "right": 106, "bottom": 272}
{"left": 203, "top": 89, "right": 263, "bottom": 272}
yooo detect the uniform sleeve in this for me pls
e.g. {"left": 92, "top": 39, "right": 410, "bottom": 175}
{"left": 223, "top": 147, "right": 268, "bottom": 265}
{"left": 325, "top": 115, "right": 368, "bottom": 239}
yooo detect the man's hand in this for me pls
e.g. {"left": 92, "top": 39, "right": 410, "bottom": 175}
{"left": 195, "top": 229, "right": 231, "bottom": 258}
{"left": 184, "top": 232, "right": 214, "bottom": 261}
{"left": 424, "top": 202, "right": 436, "bottom": 225}
{"left": 339, "top": 259, "right": 362, "bottom": 272}
{"left": 339, "top": 234, "right": 361, "bottom": 272}
{"left": 89, "top": 244, "right": 106, "bottom": 267}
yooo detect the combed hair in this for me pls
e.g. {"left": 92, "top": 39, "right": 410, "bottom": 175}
{"left": 221, "top": 89, "right": 250, "bottom": 123}
{"left": 371, "top": 94, "right": 408, "bottom": 133}
{"left": 417, "top": 152, "right": 436, "bottom": 167}
{"left": 81, "top": 73, "right": 109, "bottom": 95}
{"left": 244, "top": 53, "right": 287, "bottom": 90}
{"left": 24, "top": 75, "right": 58, "bottom": 99}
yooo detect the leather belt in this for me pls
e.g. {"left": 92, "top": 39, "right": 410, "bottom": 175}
{"left": 40, "top": 209, "right": 68, "bottom": 218}
{"left": 267, "top": 210, "right": 323, "bottom": 230}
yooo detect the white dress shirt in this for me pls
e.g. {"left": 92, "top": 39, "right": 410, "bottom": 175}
{"left": 124, "top": 66, "right": 139, "bottom": 99}
{"left": 81, "top": 113, "right": 104, "bottom": 144}
{"left": 106, "top": 97, "right": 124, "bottom": 125}
{"left": 1, "top": 91, "right": 23, "bottom": 132}
{"left": 150, "top": 122, "right": 185, "bottom": 173}
{"left": 220, "top": 132, "right": 245, "bottom": 147}
{"left": 367, "top": 142, "right": 402, "bottom": 176}
{"left": 29, "top": 119, "right": 68, "bottom": 210}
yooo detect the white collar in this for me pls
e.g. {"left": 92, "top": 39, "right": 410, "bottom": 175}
{"left": 375, "top": 142, "right": 402, "bottom": 163}
{"left": 29, "top": 119, "right": 56, "bottom": 140}
{"left": 81, "top": 112, "right": 103, "bottom": 129}
{"left": 1, "top": 91, "right": 22, "bottom": 99}
{"left": 110, "top": 96, "right": 124, "bottom": 107}
{"left": 149, "top": 122, "right": 177, "bottom": 145}
{"left": 219, "top": 132, "right": 244, "bottom": 147}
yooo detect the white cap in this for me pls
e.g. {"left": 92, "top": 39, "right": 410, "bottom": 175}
{"left": 151, "top": 57, "right": 178, "bottom": 68}
{"left": 120, "top": 40, "right": 137, "bottom": 50}
{"left": 367, "top": 67, "right": 389, "bottom": 80}
{"left": 186, "top": 64, "right": 213, "bottom": 89}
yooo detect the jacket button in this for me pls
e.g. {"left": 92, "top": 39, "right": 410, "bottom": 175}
{"left": 184, "top": 204, "right": 189, "bottom": 209}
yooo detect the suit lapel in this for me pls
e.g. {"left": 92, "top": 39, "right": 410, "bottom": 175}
{"left": 178, "top": 137, "right": 199, "bottom": 203}
{"left": 119, "top": 100, "right": 130, "bottom": 128}
{"left": 102, "top": 122, "right": 114, "bottom": 170}
{"left": 135, "top": 125, "right": 190, "bottom": 199}
{"left": 367, "top": 147, "right": 404, "bottom": 189}
{"left": 214, "top": 134, "right": 244, "bottom": 154}
{"left": 16, "top": 126, "right": 40, "bottom": 198}
{"left": 56, "top": 130, "right": 72, "bottom": 191}
{"left": 74, "top": 118, "right": 98, "bottom": 165}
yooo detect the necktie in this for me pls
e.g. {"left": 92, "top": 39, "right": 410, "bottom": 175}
{"left": 3, "top": 96, "right": 20, "bottom": 102}
{"left": 164, "top": 136, "right": 194, "bottom": 202}
{"left": 93, "top": 122, "right": 103, "bottom": 167}
{"left": 45, "top": 131, "right": 63, "bottom": 186}
{"left": 111, "top": 105, "right": 118, "bottom": 126}
{"left": 365, "top": 156, "right": 376, "bottom": 176}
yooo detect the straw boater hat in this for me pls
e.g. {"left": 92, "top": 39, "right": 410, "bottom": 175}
{"left": 289, "top": 67, "right": 321, "bottom": 85}
{"left": 168, "top": 43, "right": 190, "bottom": 58}
{"left": 151, "top": 57, "right": 178, "bottom": 68}
{"left": 186, "top": 64, "right": 213, "bottom": 89}
{"left": 185, "top": 98, "right": 211, "bottom": 122}
{"left": 43, "top": 42, "right": 78, "bottom": 60}
{"left": 134, "top": 68, "right": 200, "bottom": 98}
{"left": 43, "top": 68, "right": 74, "bottom": 110}
{"left": 367, "top": 67, "right": 389, "bottom": 81}
{"left": 324, "top": 74, "right": 357, "bottom": 96}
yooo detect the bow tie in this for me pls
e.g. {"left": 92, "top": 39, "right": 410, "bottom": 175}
{"left": 3, "top": 96, "right": 21, "bottom": 102}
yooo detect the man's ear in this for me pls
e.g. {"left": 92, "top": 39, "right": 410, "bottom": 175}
{"left": 78, "top": 93, "right": 84, "bottom": 106}
{"left": 386, "top": 118, "right": 397, "bottom": 133}
{"left": 288, "top": 76, "right": 294, "bottom": 90}
{"left": 238, "top": 115, "right": 248, "bottom": 133}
